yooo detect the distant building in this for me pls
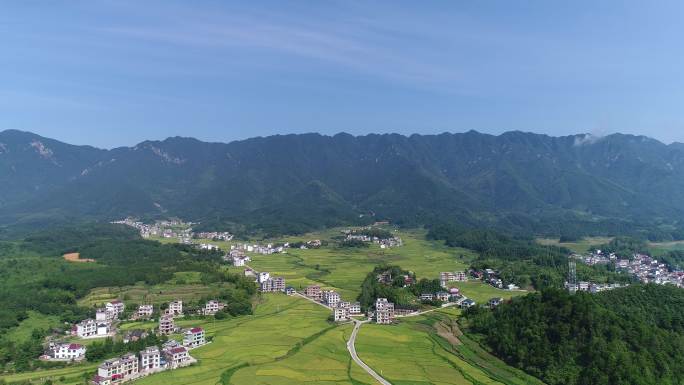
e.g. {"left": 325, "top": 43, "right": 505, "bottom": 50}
{"left": 139, "top": 346, "right": 161, "bottom": 370}
{"left": 420, "top": 293, "right": 434, "bottom": 301}
{"left": 163, "top": 346, "right": 190, "bottom": 369}
{"left": 168, "top": 300, "right": 183, "bottom": 316}
{"left": 435, "top": 291, "right": 450, "bottom": 302}
{"left": 122, "top": 329, "right": 148, "bottom": 343}
{"left": 75, "top": 319, "right": 97, "bottom": 338}
{"left": 43, "top": 342, "right": 86, "bottom": 361}
{"left": 159, "top": 314, "right": 175, "bottom": 335}
{"left": 285, "top": 287, "right": 296, "bottom": 296}
{"left": 488, "top": 297, "right": 504, "bottom": 308}
{"left": 304, "top": 285, "right": 322, "bottom": 301}
{"left": 260, "top": 277, "right": 286, "bottom": 292}
{"left": 137, "top": 305, "right": 153, "bottom": 319}
{"left": 183, "top": 327, "right": 206, "bottom": 348}
{"left": 257, "top": 272, "right": 271, "bottom": 283}
{"left": 105, "top": 300, "right": 125, "bottom": 318}
{"left": 375, "top": 298, "right": 395, "bottom": 324}
{"left": 323, "top": 290, "right": 340, "bottom": 307}
{"left": 96, "top": 353, "right": 139, "bottom": 382}
{"left": 459, "top": 299, "right": 476, "bottom": 309}
{"left": 96, "top": 308, "right": 116, "bottom": 323}
{"left": 334, "top": 305, "right": 351, "bottom": 322}
{"left": 203, "top": 300, "right": 225, "bottom": 315}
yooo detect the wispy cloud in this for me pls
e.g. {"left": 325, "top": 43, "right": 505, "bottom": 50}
{"left": 96, "top": 3, "right": 465, "bottom": 90}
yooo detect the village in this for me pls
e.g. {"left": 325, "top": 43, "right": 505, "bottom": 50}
{"left": 568, "top": 249, "right": 684, "bottom": 292}
{"left": 36, "top": 222, "right": 517, "bottom": 385}
{"left": 38, "top": 295, "right": 219, "bottom": 385}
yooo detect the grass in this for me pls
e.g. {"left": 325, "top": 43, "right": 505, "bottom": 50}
{"left": 536, "top": 237, "right": 612, "bottom": 254}
{"left": 4, "top": 227, "right": 540, "bottom": 385}
{"left": 77, "top": 278, "right": 227, "bottom": 308}
{"left": 228, "top": 324, "right": 377, "bottom": 385}
{"left": 355, "top": 311, "right": 545, "bottom": 385}
{"left": 134, "top": 294, "right": 336, "bottom": 385}
{"left": 5, "top": 311, "right": 61, "bottom": 344}
{"left": 447, "top": 281, "right": 528, "bottom": 304}
{"left": 244, "top": 229, "right": 475, "bottom": 301}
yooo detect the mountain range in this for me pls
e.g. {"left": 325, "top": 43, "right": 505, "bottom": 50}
{"left": 1, "top": 129, "right": 684, "bottom": 238}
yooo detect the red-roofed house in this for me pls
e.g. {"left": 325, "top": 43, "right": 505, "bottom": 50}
{"left": 183, "top": 327, "right": 206, "bottom": 348}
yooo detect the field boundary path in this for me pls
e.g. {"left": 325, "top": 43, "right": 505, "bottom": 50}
{"left": 347, "top": 320, "right": 392, "bottom": 385}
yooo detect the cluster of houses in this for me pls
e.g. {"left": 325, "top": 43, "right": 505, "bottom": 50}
{"left": 195, "top": 231, "right": 233, "bottom": 241}
{"left": 342, "top": 230, "right": 403, "bottom": 249}
{"left": 91, "top": 340, "right": 198, "bottom": 385}
{"left": 470, "top": 269, "right": 519, "bottom": 291}
{"left": 565, "top": 281, "right": 627, "bottom": 293}
{"left": 72, "top": 300, "right": 125, "bottom": 339}
{"left": 112, "top": 218, "right": 232, "bottom": 247}
{"left": 302, "top": 285, "right": 362, "bottom": 321}
{"left": 231, "top": 242, "right": 284, "bottom": 255}
{"left": 439, "top": 271, "right": 468, "bottom": 287}
{"left": 574, "top": 251, "right": 684, "bottom": 288}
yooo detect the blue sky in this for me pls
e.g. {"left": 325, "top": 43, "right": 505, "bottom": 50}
{"left": 2, "top": 1, "right": 684, "bottom": 148}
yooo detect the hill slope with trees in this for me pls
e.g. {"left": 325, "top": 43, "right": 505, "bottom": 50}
{"left": 3, "top": 129, "right": 684, "bottom": 237}
{"left": 465, "top": 285, "right": 684, "bottom": 385}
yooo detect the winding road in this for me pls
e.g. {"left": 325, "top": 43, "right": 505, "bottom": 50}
{"left": 347, "top": 320, "right": 392, "bottom": 385}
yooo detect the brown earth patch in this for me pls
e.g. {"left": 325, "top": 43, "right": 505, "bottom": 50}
{"left": 63, "top": 252, "right": 95, "bottom": 263}
{"left": 435, "top": 319, "right": 462, "bottom": 346}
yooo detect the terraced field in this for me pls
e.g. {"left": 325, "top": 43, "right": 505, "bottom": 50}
{"left": 354, "top": 310, "right": 544, "bottom": 385}
{"left": 2, "top": 228, "right": 541, "bottom": 385}
{"left": 242, "top": 229, "right": 475, "bottom": 301}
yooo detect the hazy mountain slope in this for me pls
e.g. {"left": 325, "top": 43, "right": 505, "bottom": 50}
{"left": 1, "top": 129, "right": 684, "bottom": 236}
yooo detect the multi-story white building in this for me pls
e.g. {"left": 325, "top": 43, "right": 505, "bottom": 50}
{"left": 304, "top": 285, "right": 322, "bottom": 301}
{"left": 260, "top": 277, "right": 285, "bottom": 292}
{"left": 168, "top": 300, "right": 183, "bottom": 316}
{"left": 159, "top": 314, "right": 175, "bottom": 335}
{"left": 139, "top": 346, "right": 161, "bottom": 370}
{"left": 183, "top": 327, "right": 206, "bottom": 348}
{"left": 44, "top": 342, "right": 86, "bottom": 361}
{"left": 75, "top": 319, "right": 97, "bottom": 338}
{"left": 257, "top": 272, "right": 271, "bottom": 283}
{"left": 96, "top": 308, "right": 116, "bottom": 323}
{"left": 375, "top": 298, "right": 395, "bottom": 324}
{"left": 349, "top": 302, "right": 362, "bottom": 315}
{"left": 137, "top": 305, "right": 153, "bottom": 319}
{"left": 163, "top": 346, "right": 190, "bottom": 369}
{"left": 203, "top": 300, "right": 225, "bottom": 315}
{"left": 334, "top": 305, "right": 350, "bottom": 322}
{"left": 105, "top": 300, "right": 125, "bottom": 318}
{"left": 97, "top": 353, "right": 139, "bottom": 381}
{"left": 97, "top": 323, "right": 110, "bottom": 336}
{"left": 324, "top": 291, "right": 340, "bottom": 307}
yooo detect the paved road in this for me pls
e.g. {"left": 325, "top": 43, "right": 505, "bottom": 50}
{"left": 395, "top": 302, "right": 458, "bottom": 318}
{"left": 347, "top": 320, "right": 392, "bottom": 385}
{"left": 294, "top": 292, "right": 332, "bottom": 310}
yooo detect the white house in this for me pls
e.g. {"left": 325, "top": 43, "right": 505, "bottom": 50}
{"left": 323, "top": 291, "right": 340, "bottom": 307}
{"left": 334, "top": 305, "right": 350, "bottom": 322}
{"left": 375, "top": 298, "right": 395, "bottom": 324}
{"left": 44, "top": 342, "right": 86, "bottom": 361}
{"left": 203, "top": 300, "right": 225, "bottom": 315}
{"left": 105, "top": 300, "right": 125, "bottom": 318}
{"left": 75, "top": 319, "right": 97, "bottom": 338}
{"left": 257, "top": 272, "right": 270, "bottom": 283}
{"left": 140, "top": 346, "right": 161, "bottom": 370}
{"left": 183, "top": 327, "right": 206, "bottom": 348}
{"left": 137, "top": 305, "right": 153, "bottom": 319}
{"left": 168, "top": 300, "right": 183, "bottom": 316}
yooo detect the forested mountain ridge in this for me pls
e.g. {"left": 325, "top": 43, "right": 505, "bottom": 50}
{"left": 2, "top": 129, "right": 684, "bottom": 237}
